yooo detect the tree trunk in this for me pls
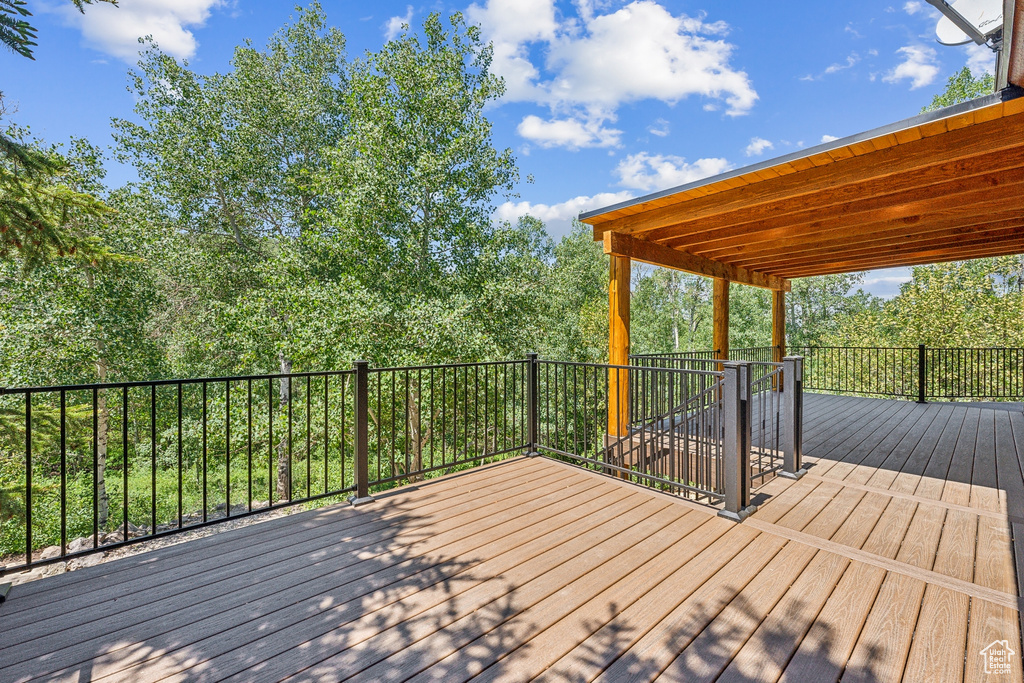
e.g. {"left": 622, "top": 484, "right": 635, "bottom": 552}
{"left": 87, "top": 269, "right": 110, "bottom": 530}
{"left": 407, "top": 389, "right": 423, "bottom": 483}
{"left": 276, "top": 354, "right": 292, "bottom": 501}
{"left": 95, "top": 359, "right": 110, "bottom": 530}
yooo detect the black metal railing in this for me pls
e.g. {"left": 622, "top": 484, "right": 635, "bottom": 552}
{"left": 535, "top": 361, "right": 727, "bottom": 504}
{"left": 749, "top": 363, "right": 784, "bottom": 483}
{"left": 791, "top": 346, "right": 919, "bottom": 399}
{"left": 636, "top": 345, "right": 1024, "bottom": 402}
{"left": 0, "top": 361, "right": 530, "bottom": 575}
{"left": 1, "top": 354, "right": 808, "bottom": 576}
{"left": 0, "top": 370, "right": 359, "bottom": 575}
{"left": 364, "top": 361, "right": 529, "bottom": 487}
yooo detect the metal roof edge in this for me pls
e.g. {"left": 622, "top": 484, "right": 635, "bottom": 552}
{"left": 579, "top": 85, "right": 1024, "bottom": 222}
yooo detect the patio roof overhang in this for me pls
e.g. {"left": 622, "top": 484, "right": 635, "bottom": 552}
{"left": 582, "top": 87, "right": 1024, "bottom": 289}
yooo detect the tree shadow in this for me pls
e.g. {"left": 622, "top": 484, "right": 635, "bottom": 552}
{"left": 0, "top": 459, "right": 886, "bottom": 683}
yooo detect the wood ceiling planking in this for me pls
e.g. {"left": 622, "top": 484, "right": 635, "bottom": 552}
{"left": 583, "top": 93, "right": 1024, "bottom": 283}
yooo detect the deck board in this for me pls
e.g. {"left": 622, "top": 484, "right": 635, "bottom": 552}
{"left": 1, "top": 394, "right": 1022, "bottom": 682}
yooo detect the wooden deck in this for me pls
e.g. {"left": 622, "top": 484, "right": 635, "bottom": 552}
{"left": 1, "top": 394, "right": 1022, "bottom": 682}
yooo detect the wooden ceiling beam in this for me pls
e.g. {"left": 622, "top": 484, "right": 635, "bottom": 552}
{"left": 602, "top": 231, "right": 790, "bottom": 291}
{"left": 720, "top": 212, "right": 1024, "bottom": 268}
{"left": 778, "top": 240, "right": 1024, "bottom": 278}
{"left": 588, "top": 107, "right": 1024, "bottom": 239}
{"left": 644, "top": 147, "right": 1024, "bottom": 246}
{"left": 751, "top": 224, "right": 1024, "bottom": 273}
{"left": 664, "top": 180, "right": 1024, "bottom": 254}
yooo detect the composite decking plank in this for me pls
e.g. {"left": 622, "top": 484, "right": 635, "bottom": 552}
{"left": 780, "top": 486, "right": 866, "bottom": 536}
{"left": 800, "top": 398, "right": 881, "bottom": 454}
{"left": 2, "top": 455, "right": 546, "bottom": 609}
{"left": 290, "top": 501, "right": 688, "bottom": 683}
{"left": 0, "top": 461, "right": 571, "bottom": 634}
{"left": 399, "top": 511, "right": 721, "bottom": 683}
{"left": 754, "top": 478, "right": 839, "bottom": 527}
{"left": 2, "top": 472, "right": 620, "bottom": 680}
{"left": 680, "top": 471, "right": 869, "bottom": 683}
{"left": 534, "top": 528, "right": 775, "bottom": 683}
{"left": 808, "top": 401, "right": 923, "bottom": 481}
{"left": 875, "top": 403, "right": 955, "bottom": 492}
{"left": 994, "top": 409, "right": 1024, "bottom": 518}
{"left": 654, "top": 542, "right": 820, "bottom": 683}
{"left": 802, "top": 399, "right": 909, "bottom": 472}
{"left": 466, "top": 515, "right": 739, "bottom": 683}
{"left": 89, "top": 479, "right": 662, "bottom": 683}
{"left": 776, "top": 562, "right": 887, "bottom": 683}
{"left": 971, "top": 409, "right": 1001, "bottom": 512}
{"left": 774, "top": 483, "right": 937, "bottom": 679}
{"left": 845, "top": 488, "right": 947, "bottom": 682}
{"left": 712, "top": 551, "right": 850, "bottom": 683}
{"left": 588, "top": 533, "right": 787, "bottom": 683}
{"left": 847, "top": 403, "right": 942, "bottom": 487}
{"left": 1, "top": 397, "right": 1018, "bottom": 683}
{"left": 943, "top": 408, "right": 982, "bottom": 507}
{"left": 801, "top": 394, "right": 862, "bottom": 435}
{"left": 902, "top": 508, "right": 977, "bottom": 683}
{"left": 802, "top": 395, "right": 894, "bottom": 452}
{"left": 912, "top": 406, "right": 969, "bottom": 501}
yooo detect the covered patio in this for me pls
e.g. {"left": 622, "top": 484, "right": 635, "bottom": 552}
{"left": 582, "top": 84, "right": 1024, "bottom": 387}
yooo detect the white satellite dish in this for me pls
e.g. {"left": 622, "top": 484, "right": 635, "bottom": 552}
{"left": 934, "top": 0, "right": 1003, "bottom": 46}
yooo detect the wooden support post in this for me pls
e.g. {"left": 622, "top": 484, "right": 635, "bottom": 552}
{"left": 713, "top": 278, "right": 730, "bottom": 361}
{"left": 772, "top": 289, "right": 785, "bottom": 390}
{"left": 608, "top": 255, "right": 630, "bottom": 438}
{"left": 772, "top": 290, "right": 786, "bottom": 363}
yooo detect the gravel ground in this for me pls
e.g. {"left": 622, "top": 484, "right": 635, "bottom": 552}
{"left": 2, "top": 505, "right": 305, "bottom": 589}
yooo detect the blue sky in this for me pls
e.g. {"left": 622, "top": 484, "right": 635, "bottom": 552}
{"left": 5, "top": 0, "right": 998, "bottom": 297}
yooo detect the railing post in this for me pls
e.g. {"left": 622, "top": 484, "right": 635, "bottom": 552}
{"left": 917, "top": 344, "right": 927, "bottom": 403}
{"left": 527, "top": 353, "right": 539, "bottom": 456}
{"left": 719, "top": 361, "right": 754, "bottom": 522}
{"left": 350, "top": 360, "right": 373, "bottom": 506}
{"left": 781, "top": 356, "right": 807, "bottom": 479}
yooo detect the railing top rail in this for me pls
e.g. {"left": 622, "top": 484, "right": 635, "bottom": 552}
{"left": 368, "top": 359, "right": 528, "bottom": 373}
{"left": 791, "top": 345, "right": 919, "bottom": 351}
{"left": 925, "top": 346, "right": 1024, "bottom": 352}
{"left": 541, "top": 358, "right": 724, "bottom": 378}
{"left": 0, "top": 368, "right": 357, "bottom": 395}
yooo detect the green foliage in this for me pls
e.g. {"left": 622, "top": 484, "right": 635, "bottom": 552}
{"left": 922, "top": 66, "right": 995, "bottom": 112}
{"left": 828, "top": 258, "right": 1024, "bottom": 348}
{"left": 0, "top": 122, "right": 114, "bottom": 269}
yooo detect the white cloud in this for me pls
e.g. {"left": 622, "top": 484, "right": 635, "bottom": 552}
{"left": 494, "top": 191, "right": 635, "bottom": 238}
{"left": 615, "top": 152, "right": 731, "bottom": 191}
{"left": 55, "top": 0, "right": 225, "bottom": 62}
{"left": 647, "top": 118, "right": 670, "bottom": 137}
{"left": 825, "top": 53, "right": 860, "bottom": 74}
{"left": 820, "top": 134, "right": 840, "bottom": 143}
{"left": 744, "top": 137, "right": 773, "bottom": 157}
{"left": 883, "top": 45, "right": 940, "bottom": 89}
{"left": 468, "top": 0, "right": 758, "bottom": 147}
{"left": 517, "top": 114, "right": 622, "bottom": 149}
{"left": 903, "top": 1, "right": 923, "bottom": 15}
{"left": 965, "top": 43, "right": 995, "bottom": 76}
{"left": 384, "top": 5, "right": 414, "bottom": 40}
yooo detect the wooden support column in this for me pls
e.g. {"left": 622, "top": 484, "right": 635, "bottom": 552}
{"left": 772, "top": 290, "right": 786, "bottom": 363}
{"left": 713, "top": 278, "right": 730, "bottom": 361}
{"left": 608, "top": 255, "right": 630, "bottom": 437}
